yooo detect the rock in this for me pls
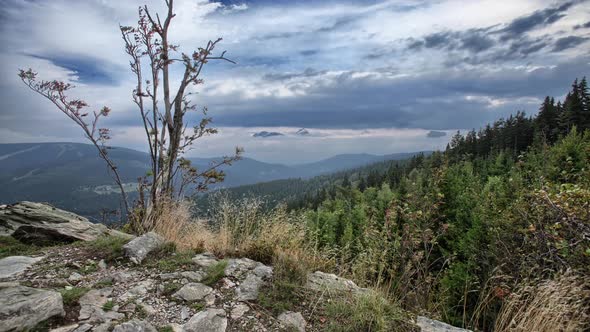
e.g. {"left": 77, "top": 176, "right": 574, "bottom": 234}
{"left": 416, "top": 316, "right": 472, "bottom": 332}
{"left": 73, "top": 324, "right": 93, "bottom": 332}
{"left": 191, "top": 252, "right": 218, "bottom": 268}
{"left": 224, "top": 258, "right": 259, "bottom": 278}
{"left": 183, "top": 308, "right": 227, "bottom": 332}
{"left": 112, "top": 319, "right": 157, "bottom": 332}
{"left": 78, "top": 288, "right": 124, "bottom": 323}
{"left": 236, "top": 273, "right": 264, "bottom": 301}
{"left": 0, "top": 201, "right": 118, "bottom": 243}
{"left": 253, "top": 265, "right": 273, "bottom": 279}
{"left": 123, "top": 232, "right": 165, "bottom": 264}
{"left": 180, "top": 271, "right": 206, "bottom": 282}
{"left": 278, "top": 311, "right": 307, "bottom": 332}
{"left": 68, "top": 272, "right": 83, "bottom": 283}
{"left": 0, "top": 255, "right": 43, "bottom": 279}
{"left": 181, "top": 306, "right": 191, "bottom": 321}
{"left": 168, "top": 323, "right": 184, "bottom": 332}
{"left": 0, "top": 285, "right": 64, "bottom": 331}
{"left": 306, "top": 271, "right": 368, "bottom": 294}
{"left": 98, "top": 259, "right": 107, "bottom": 270}
{"left": 112, "top": 271, "right": 134, "bottom": 283}
{"left": 231, "top": 303, "right": 250, "bottom": 319}
{"left": 160, "top": 272, "right": 181, "bottom": 280}
{"left": 50, "top": 324, "right": 80, "bottom": 332}
{"left": 120, "top": 280, "right": 153, "bottom": 301}
{"left": 173, "top": 283, "right": 213, "bottom": 302}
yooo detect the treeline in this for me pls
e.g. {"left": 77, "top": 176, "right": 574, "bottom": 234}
{"left": 303, "top": 78, "right": 590, "bottom": 330}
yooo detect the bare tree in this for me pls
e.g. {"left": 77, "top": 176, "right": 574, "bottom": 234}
{"left": 19, "top": 0, "right": 242, "bottom": 232}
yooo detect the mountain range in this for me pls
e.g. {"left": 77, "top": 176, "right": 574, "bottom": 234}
{"left": 0, "top": 142, "right": 425, "bottom": 220}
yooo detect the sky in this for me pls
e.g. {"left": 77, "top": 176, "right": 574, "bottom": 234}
{"left": 0, "top": 0, "right": 589, "bottom": 164}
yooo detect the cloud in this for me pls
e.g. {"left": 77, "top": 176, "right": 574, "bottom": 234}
{"left": 426, "top": 130, "right": 447, "bottom": 138}
{"left": 499, "top": 1, "right": 576, "bottom": 38}
{"left": 552, "top": 36, "right": 589, "bottom": 52}
{"left": 0, "top": 0, "right": 589, "bottom": 163}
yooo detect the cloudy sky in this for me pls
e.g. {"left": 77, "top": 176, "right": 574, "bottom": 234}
{"left": 0, "top": 0, "right": 589, "bottom": 164}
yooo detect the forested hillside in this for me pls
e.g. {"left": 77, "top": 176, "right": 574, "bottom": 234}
{"left": 298, "top": 78, "right": 590, "bottom": 330}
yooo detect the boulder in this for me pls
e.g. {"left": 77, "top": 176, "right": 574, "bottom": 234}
{"left": 78, "top": 288, "right": 124, "bottom": 323}
{"left": 416, "top": 316, "right": 472, "bottom": 332}
{"left": 306, "top": 271, "right": 368, "bottom": 294}
{"left": 192, "top": 252, "right": 219, "bottom": 269}
{"left": 278, "top": 311, "right": 307, "bottom": 332}
{"left": 236, "top": 273, "right": 264, "bottom": 301}
{"left": 173, "top": 283, "right": 213, "bottom": 302}
{"left": 0, "top": 201, "right": 119, "bottom": 243}
{"left": 123, "top": 232, "right": 164, "bottom": 264}
{"left": 0, "top": 255, "right": 43, "bottom": 279}
{"left": 112, "top": 319, "right": 157, "bottom": 332}
{"left": 0, "top": 285, "right": 64, "bottom": 331}
{"left": 183, "top": 308, "right": 227, "bottom": 332}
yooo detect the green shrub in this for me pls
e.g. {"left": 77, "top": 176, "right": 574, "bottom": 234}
{"left": 202, "top": 260, "right": 228, "bottom": 286}
{"left": 60, "top": 287, "right": 89, "bottom": 306}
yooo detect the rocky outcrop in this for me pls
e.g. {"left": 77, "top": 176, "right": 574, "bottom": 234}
{"left": 0, "top": 201, "right": 127, "bottom": 244}
{"left": 225, "top": 258, "right": 273, "bottom": 301}
{"left": 123, "top": 232, "right": 164, "bottom": 264}
{"left": 417, "top": 316, "right": 473, "bottom": 332}
{"left": 306, "top": 271, "right": 369, "bottom": 294}
{"left": 112, "top": 319, "right": 157, "bottom": 332}
{"left": 183, "top": 309, "right": 227, "bottom": 332}
{"left": 278, "top": 311, "right": 307, "bottom": 332}
{"left": 173, "top": 283, "right": 213, "bottom": 302}
{"left": 0, "top": 255, "right": 43, "bottom": 279}
{"left": 0, "top": 284, "right": 64, "bottom": 331}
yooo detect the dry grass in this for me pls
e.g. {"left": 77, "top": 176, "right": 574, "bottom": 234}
{"left": 153, "top": 195, "right": 331, "bottom": 272}
{"left": 494, "top": 270, "right": 590, "bottom": 332}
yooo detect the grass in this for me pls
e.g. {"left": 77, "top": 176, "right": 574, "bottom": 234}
{"left": 157, "top": 326, "right": 174, "bottom": 332}
{"left": 322, "top": 292, "right": 409, "bottom": 332}
{"left": 0, "top": 236, "right": 43, "bottom": 259}
{"left": 102, "top": 300, "right": 115, "bottom": 311}
{"left": 94, "top": 279, "right": 113, "bottom": 288}
{"left": 59, "top": 287, "right": 89, "bottom": 306}
{"left": 75, "top": 235, "right": 130, "bottom": 262}
{"left": 202, "top": 260, "right": 228, "bottom": 286}
{"left": 162, "top": 282, "right": 182, "bottom": 297}
{"left": 494, "top": 271, "right": 590, "bottom": 332}
{"left": 190, "top": 301, "right": 205, "bottom": 311}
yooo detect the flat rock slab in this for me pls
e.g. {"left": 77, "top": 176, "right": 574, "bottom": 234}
{"left": 0, "top": 255, "right": 43, "bottom": 279}
{"left": 183, "top": 309, "right": 227, "bottom": 332}
{"left": 173, "top": 283, "right": 213, "bottom": 302}
{"left": 278, "top": 311, "right": 307, "bottom": 332}
{"left": 192, "top": 252, "right": 218, "bottom": 269}
{"left": 417, "top": 316, "right": 473, "bottom": 332}
{"left": 306, "top": 271, "right": 368, "bottom": 294}
{"left": 0, "top": 285, "right": 64, "bottom": 331}
{"left": 78, "top": 287, "right": 124, "bottom": 323}
{"left": 123, "top": 232, "right": 165, "bottom": 264}
{"left": 0, "top": 201, "right": 113, "bottom": 243}
{"left": 112, "top": 319, "right": 157, "bottom": 332}
{"left": 236, "top": 273, "right": 264, "bottom": 301}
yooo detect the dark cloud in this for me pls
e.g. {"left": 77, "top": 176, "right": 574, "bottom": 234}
{"left": 209, "top": 57, "right": 590, "bottom": 130}
{"left": 26, "top": 53, "right": 120, "bottom": 85}
{"left": 427, "top": 130, "right": 446, "bottom": 138}
{"left": 499, "top": 1, "right": 576, "bottom": 39}
{"left": 552, "top": 36, "right": 589, "bottom": 52}
{"left": 574, "top": 21, "right": 590, "bottom": 29}
{"left": 263, "top": 68, "right": 326, "bottom": 81}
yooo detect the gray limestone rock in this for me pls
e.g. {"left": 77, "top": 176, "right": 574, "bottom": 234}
{"left": 278, "top": 311, "right": 307, "bottom": 332}
{"left": 123, "top": 232, "right": 164, "bottom": 264}
{"left": 0, "top": 255, "right": 43, "bottom": 279}
{"left": 173, "top": 283, "right": 213, "bottom": 302}
{"left": 0, "top": 285, "right": 64, "bottom": 331}
{"left": 183, "top": 309, "right": 227, "bottom": 332}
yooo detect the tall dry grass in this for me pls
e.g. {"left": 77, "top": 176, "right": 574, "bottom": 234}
{"left": 153, "top": 195, "right": 332, "bottom": 273}
{"left": 494, "top": 270, "right": 590, "bottom": 332}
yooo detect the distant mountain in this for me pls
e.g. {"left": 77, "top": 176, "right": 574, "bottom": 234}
{"left": 295, "top": 128, "right": 310, "bottom": 136}
{"left": 252, "top": 131, "right": 284, "bottom": 138}
{"left": 0, "top": 142, "right": 427, "bottom": 220}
